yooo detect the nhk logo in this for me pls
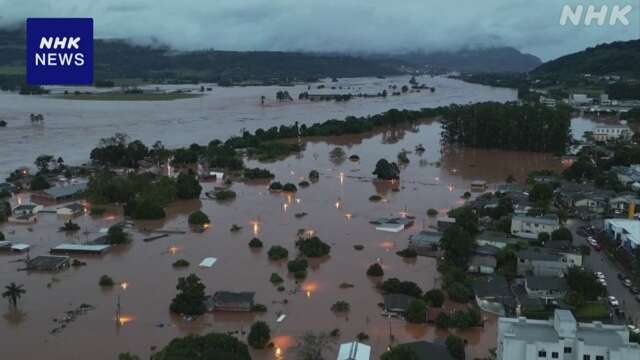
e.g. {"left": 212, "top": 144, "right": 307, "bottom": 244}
{"left": 559, "top": 4, "right": 634, "bottom": 26}
{"left": 27, "top": 18, "right": 93, "bottom": 85}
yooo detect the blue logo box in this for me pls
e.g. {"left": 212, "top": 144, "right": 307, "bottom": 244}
{"left": 26, "top": 18, "right": 93, "bottom": 85}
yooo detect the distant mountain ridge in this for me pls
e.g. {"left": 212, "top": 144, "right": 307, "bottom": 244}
{"left": 532, "top": 39, "right": 640, "bottom": 77}
{"left": 370, "top": 47, "right": 542, "bottom": 73}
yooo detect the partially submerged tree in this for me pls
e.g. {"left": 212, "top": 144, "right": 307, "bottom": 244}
{"left": 247, "top": 321, "right": 271, "bottom": 349}
{"left": 294, "top": 331, "right": 336, "bottom": 360}
{"left": 2, "top": 282, "right": 26, "bottom": 308}
{"left": 151, "top": 332, "right": 251, "bottom": 360}
{"left": 170, "top": 274, "right": 207, "bottom": 316}
{"left": 373, "top": 159, "right": 400, "bottom": 180}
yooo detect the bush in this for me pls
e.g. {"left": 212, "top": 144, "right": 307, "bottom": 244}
{"left": 30, "top": 175, "right": 51, "bottom": 190}
{"left": 331, "top": 301, "right": 351, "bottom": 312}
{"left": 380, "top": 278, "right": 423, "bottom": 297}
{"left": 396, "top": 248, "right": 417, "bottom": 258}
{"left": 405, "top": 299, "right": 427, "bottom": 323}
{"left": 269, "top": 273, "right": 283, "bottom": 284}
{"left": 252, "top": 304, "right": 267, "bottom": 312}
{"left": 267, "top": 245, "right": 289, "bottom": 260}
{"left": 230, "top": 224, "right": 242, "bottom": 232}
{"left": 356, "top": 332, "right": 369, "bottom": 342}
{"left": 424, "top": 289, "right": 445, "bottom": 307}
{"left": 353, "top": 244, "right": 364, "bottom": 250}
{"left": 243, "top": 168, "right": 275, "bottom": 180}
{"left": 369, "top": 194, "right": 382, "bottom": 202}
{"left": 172, "top": 259, "right": 190, "bottom": 268}
{"left": 373, "top": 159, "right": 400, "bottom": 180}
{"left": 445, "top": 335, "right": 466, "bottom": 360}
{"left": 151, "top": 332, "right": 251, "bottom": 360}
{"left": 269, "top": 182, "right": 283, "bottom": 191}
{"left": 294, "top": 270, "right": 307, "bottom": 279}
{"left": 436, "top": 312, "right": 451, "bottom": 329}
{"left": 298, "top": 180, "right": 310, "bottom": 187}
{"left": 282, "top": 183, "right": 298, "bottom": 192}
{"left": 366, "top": 263, "right": 384, "bottom": 277}
{"left": 295, "top": 236, "right": 331, "bottom": 257}
{"left": 447, "top": 282, "right": 473, "bottom": 303}
{"left": 427, "top": 208, "right": 439, "bottom": 217}
{"left": 188, "top": 211, "right": 210, "bottom": 225}
{"left": 214, "top": 190, "right": 236, "bottom": 201}
{"left": 287, "top": 258, "right": 309, "bottom": 273}
{"left": 99, "top": 275, "right": 115, "bottom": 287}
{"left": 107, "top": 224, "right": 130, "bottom": 244}
{"left": 126, "top": 197, "right": 166, "bottom": 219}
{"left": 249, "top": 237, "right": 263, "bottom": 248}
{"left": 551, "top": 227, "right": 573, "bottom": 242}
{"left": 309, "top": 170, "right": 320, "bottom": 182}
{"left": 176, "top": 173, "right": 202, "bottom": 199}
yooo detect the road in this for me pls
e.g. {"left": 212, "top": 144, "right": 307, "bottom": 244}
{"left": 569, "top": 219, "right": 640, "bottom": 326}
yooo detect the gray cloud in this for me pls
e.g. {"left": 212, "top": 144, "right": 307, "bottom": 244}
{"left": 0, "top": 0, "right": 638, "bottom": 60}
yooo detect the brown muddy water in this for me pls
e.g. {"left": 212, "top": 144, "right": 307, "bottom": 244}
{"left": 0, "top": 75, "right": 516, "bottom": 179}
{"left": 0, "top": 120, "right": 565, "bottom": 360}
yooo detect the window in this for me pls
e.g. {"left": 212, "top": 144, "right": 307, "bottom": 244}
{"left": 538, "top": 350, "right": 547, "bottom": 357}
{"left": 595, "top": 356, "right": 604, "bottom": 360}
{"left": 583, "top": 355, "right": 591, "bottom": 360}
{"left": 552, "top": 352, "right": 559, "bottom": 359}
{"left": 564, "top": 347, "right": 572, "bottom": 354}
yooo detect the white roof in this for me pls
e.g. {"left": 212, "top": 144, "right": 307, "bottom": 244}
{"left": 337, "top": 342, "right": 371, "bottom": 360}
{"left": 198, "top": 257, "right": 217, "bottom": 267}
{"left": 11, "top": 244, "right": 30, "bottom": 251}
{"left": 375, "top": 223, "right": 404, "bottom": 232}
{"left": 605, "top": 219, "right": 640, "bottom": 246}
{"left": 52, "top": 244, "right": 110, "bottom": 252}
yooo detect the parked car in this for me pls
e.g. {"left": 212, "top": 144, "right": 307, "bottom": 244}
{"left": 636, "top": 294, "right": 640, "bottom": 302}
{"left": 618, "top": 273, "right": 625, "bottom": 280}
{"left": 595, "top": 272, "right": 605, "bottom": 279}
{"left": 608, "top": 296, "right": 620, "bottom": 307}
{"left": 624, "top": 279, "right": 633, "bottom": 287}
{"left": 631, "top": 287, "right": 640, "bottom": 295}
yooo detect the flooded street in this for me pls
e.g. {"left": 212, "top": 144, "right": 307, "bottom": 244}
{"left": 0, "top": 77, "right": 604, "bottom": 359}
{"left": 0, "top": 75, "right": 515, "bottom": 179}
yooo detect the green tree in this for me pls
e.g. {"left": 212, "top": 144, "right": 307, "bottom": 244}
{"left": 296, "top": 236, "right": 331, "bottom": 257}
{"left": 34, "top": 154, "right": 54, "bottom": 173}
{"left": 529, "top": 183, "right": 553, "bottom": 206}
{"left": 188, "top": 211, "right": 210, "bottom": 225}
{"left": 446, "top": 335, "right": 466, "bottom": 360}
{"left": 447, "top": 206, "right": 479, "bottom": 235}
{"left": 381, "top": 345, "right": 419, "bottom": 360}
{"left": 247, "top": 321, "right": 271, "bottom": 349}
{"left": 107, "top": 224, "right": 130, "bottom": 244}
{"left": 566, "top": 267, "right": 606, "bottom": 301}
{"left": 537, "top": 232, "right": 550, "bottom": 243}
{"left": 440, "top": 225, "right": 475, "bottom": 268}
{"left": 176, "top": 173, "right": 202, "bottom": 199}
{"left": 151, "top": 332, "right": 251, "bottom": 360}
{"left": 30, "top": 175, "right": 50, "bottom": 190}
{"left": 2, "top": 282, "right": 26, "bottom": 308}
{"left": 405, "top": 299, "right": 428, "bottom": 323}
{"left": 170, "top": 274, "right": 206, "bottom": 316}
{"left": 551, "top": 227, "right": 573, "bottom": 243}
{"left": 294, "top": 331, "right": 336, "bottom": 360}
{"left": 118, "top": 353, "right": 140, "bottom": 360}
{"left": 424, "top": 288, "right": 445, "bottom": 307}
{"left": 373, "top": 159, "right": 400, "bottom": 180}
{"left": 268, "top": 245, "right": 289, "bottom": 260}
{"left": 366, "top": 263, "right": 384, "bottom": 277}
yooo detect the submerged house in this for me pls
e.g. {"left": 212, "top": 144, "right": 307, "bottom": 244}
{"left": 337, "top": 341, "right": 371, "bottom": 360}
{"left": 208, "top": 291, "right": 255, "bottom": 312}
{"left": 383, "top": 293, "right": 417, "bottom": 315}
{"left": 516, "top": 248, "right": 582, "bottom": 277}
{"left": 56, "top": 203, "right": 84, "bottom": 216}
{"left": 407, "top": 231, "right": 441, "bottom": 255}
{"left": 510, "top": 215, "right": 560, "bottom": 239}
{"left": 523, "top": 276, "right": 568, "bottom": 304}
{"left": 25, "top": 255, "right": 70, "bottom": 272}
{"left": 31, "top": 183, "right": 87, "bottom": 202}
{"left": 472, "top": 275, "right": 515, "bottom": 316}
{"left": 468, "top": 255, "right": 497, "bottom": 274}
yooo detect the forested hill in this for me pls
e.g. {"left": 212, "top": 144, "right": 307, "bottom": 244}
{"left": 0, "top": 28, "right": 399, "bottom": 85}
{"left": 532, "top": 39, "right": 640, "bottom": 78}
{"left": 370, "top": 47, "right": 542, "bottom": 73}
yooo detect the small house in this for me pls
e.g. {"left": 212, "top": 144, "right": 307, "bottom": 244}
{"left": 25, "top": 255, "right": 70, "bottom": 272}
{"left": 524, "top": 276, "right": 568, "bottom": 304}
{"left": 383, "top": 293, "right": 417, "bottom": 315}
{"left": 510, "top": 214, "right": 560, "bottom": 239}
{"left": 56, "top": 203, "right": 84, "bottom": 216}
{"left": 209, "top": 291, "right": 255, "bottom": 312}
{"left": 472, "top": 276, "right": 515, "bottom": 316}
{"left": 436, "top": 217, "right": 456, "bottom": 232}
{"left": 12, "top": 204, "right": 43, "bottom": 216}
{"left": 31, "top": 183, "right": 87, "bottom": 202}
{"left": 468, "top": 255, "right": 497, "bottom": 274}
{"left": 391, "top": 341, "right": 455, "bottom": 360}
{"left": 470, "top": 180, "right": 488, "bottom": 192}
{"left": 408, "top": 231, "right": 442, "bottom": 255}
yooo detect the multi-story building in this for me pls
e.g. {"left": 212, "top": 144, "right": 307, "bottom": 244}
{"left": 511, "top": 215, "right": 560, "bottom": 239}
{"left": 498, "top": 310, "right": 640, "bottom": 360}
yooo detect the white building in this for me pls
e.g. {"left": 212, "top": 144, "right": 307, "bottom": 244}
{"left": 593, "top": 125, "right": 632, "bottom": 142}
{"left": 604, "top": 219, "right": 640, "bottom": 251}
{"left": 511, "top": 215, "right": 560, "bottom": 239}
{"left": 498, "top": 310, "right": 640, "bottom": 360}
{"left": 540, "top": 97, "right": 557, "bottom": 108}
{"left": 570, "top": 93, "right": 591, "bottom": 105}
{"left": 337, "top": 341, "right": 371, "bottom": 360}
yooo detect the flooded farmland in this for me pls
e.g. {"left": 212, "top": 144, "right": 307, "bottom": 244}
{"left": 0, "top": 76, "right": 598, "bottom": 359}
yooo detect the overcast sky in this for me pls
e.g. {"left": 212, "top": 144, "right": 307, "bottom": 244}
{"left": 0, "top": 0, "right": 638, "bottom": 61}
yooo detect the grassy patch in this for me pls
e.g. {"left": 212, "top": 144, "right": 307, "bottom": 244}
{"left": 0, "top": 65, "right": 25, "bottom": 75}
{"left": 575, "top": 302, "right": 609, "bottom": 321}
{"left": 50, "top": 92, "right": 202, "bottom": 101}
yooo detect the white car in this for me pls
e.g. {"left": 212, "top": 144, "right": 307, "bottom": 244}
{"left": 608, "top": 296, "right": 620, "bottom": 307}
{"left": 598, "top": 278, "right": 607, "bottom": 287}
{"left": 627, "top": 325, "right": 640, "bottom": 335}
{"left": 595, "top": 272, "right": 605, "bottom": 279}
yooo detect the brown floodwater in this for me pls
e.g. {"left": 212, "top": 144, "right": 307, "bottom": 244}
{"left": 1, "top": 119, "right": 567, "bottom": 360}
{"left": 0, "top": 75, "right": 516, "bottom": 179}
